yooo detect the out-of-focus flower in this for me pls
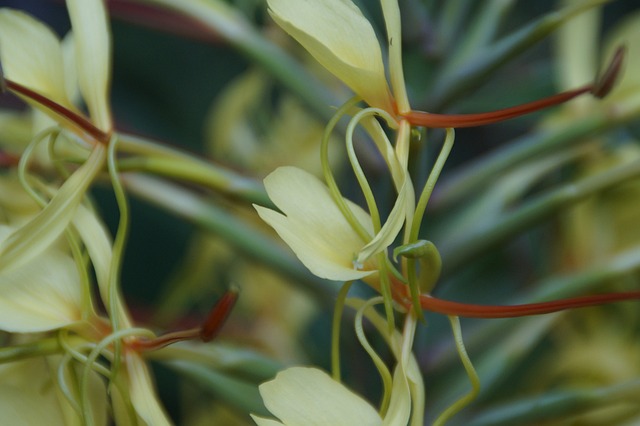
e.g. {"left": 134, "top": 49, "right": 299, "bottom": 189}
{"left": 0, "top": 2, "right": 176, "bottom": 424}
{"left": 0, "top": 0, "right": 112, "bottom": 274}
{"left": 0, "top": 357, "right": 108, "bottom": 426}
{"left": 206, "top": 70, "right": 343, "bottom": 177}
{"left": 0, "top": 0, "right": 112, "bottom": 136}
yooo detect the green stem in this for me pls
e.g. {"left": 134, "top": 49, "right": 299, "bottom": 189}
{"left": 407, "top": 129, "right": 454, "bottom": 316}
{"left": 354, "top": 297, "right": 394, "bottom": 417}
{"left": 411, "top": 128, "right": 455, "bottom": 243}
{"left": 0, "top": 337, "right": 61, "bottom": 363}
{"left": 331, "top": 281, "right": 353, "bottom": 382}
{"left": 433, "top": 316, "right": 480, "bottom": 426}
{"left": 321, "top": 97, "right": 372, "bottom": 243}
{"left": 117, "top": 133, "right": 271, "bottom": 207}
{"left": 345, "top": 108, "right": 391, "bottom": 235}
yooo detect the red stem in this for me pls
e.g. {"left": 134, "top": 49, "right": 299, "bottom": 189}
{"left": 403, "top": 45, "right": 625, "bottom": 129}
{"left": 403, "top": 86, "right": 591, "bottom": 128}
{"left": 416, "top": 291, "right": 640, "bottom": 319}
{"left": 3, "top": 79, "right": 109, "bottom": 144}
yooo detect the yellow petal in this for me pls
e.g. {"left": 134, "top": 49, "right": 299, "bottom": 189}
{"left": 0, "top": 240, "right": 82, "bottom": 332}
{"left": 380, "top": 0, "right": 410, "bottom": 113}
{"left": 255, "top": 166, "right": 375, "bottom": 281}
{"left": 66, "top": 0, "right": 112, "bottom": 131}
{"left": 251, "top": 415, "right": 285, "bottom": 426}
{"left": 381, "top": 365, "right": 412, "bottom": 426}
{"left": 0, "top": 9, "right": 74, "bottom": 110}
{"left": 0, "top": 357, "right": 108, "bottom": 426}
{"left": 258, "top": 367, "right": 382, "bottom": 426}
{"left": 267, "top": 0, "right": 393, "bottom": 113}
{"left": 0, "top": 361, "right": 68, "bottom": 426}
{"left": 125, "top": 354, "right": 172, "bottom": 426}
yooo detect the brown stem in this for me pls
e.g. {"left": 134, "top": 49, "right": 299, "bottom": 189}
{"left": 403, "top": 45, "right": 626, "bottom": 128}
{"left": 2, "top": 79, "right": 109, "bottom": 144}
{"left": 417, "top": 291, "right": 640, "bottom": 318}
{"left": 404, "top": 86, "right": 591, "bottom": 128}
{"left": 131, "top": 328, "right": 201, "bottom": 352}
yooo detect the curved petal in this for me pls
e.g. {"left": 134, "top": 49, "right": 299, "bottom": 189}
{"left": 125, "top": 354, "right": 172, "bottom": 426}
{"left": 0, "top": 359, "right": 68, "bottom": 426}
{"left": 0, "top": 9, "right": 74, "bottom": 110}
{"left": 251, "top": 415, "right": 285, "bottom": 426}
{"left": 357, "top": 176, "right": 411, "bottom": 264}
{"left": 0, "top": 357, "right": 108, "bottom": 426}
{"left": 380, "top": 0, "right": 410, "bottom": 113}
{"left": 258, "top": 367, "right": 382, "bottom": 426}
{"left": 66, "top": 0, "right": 112, "bottom": 131}
{"left": 0, "top": 233, "right": 82, "bottom": 333}
{"left": 256, "top": 166, "right": 375, "bottom": 281}
{"left": 0, "top": 144, "right": 106, "bottom": 273}
{"left": 382, "top": 365, "right": 412, "bottom": 426}
{"left": 267, "top": 0, "right": 393, "bottom": 113}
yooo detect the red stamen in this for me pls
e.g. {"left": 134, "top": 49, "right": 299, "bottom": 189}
{"left": 130, "top": 287, "right": 239, "bottom": 352}
{"left": 404, "top": 86, "right": 591, "bottom": 128}
{"left": 417, "top": 291, "right": 640, "bottom": 318}
{"left": 591, "top": 46, "right": 626, "bottom": 99}
{"left": 2, "top": 79, "right": 110, "bottom": 144}
{"left": 131, "top": 327, "right": 201, "bottom": 352}
{"left": 403, "top": 45, "right": 625, "bottom": 128}
{"left": 391, "top": 276, "right": 640, "bottom": 319}
{"left": 200, "top": 286, "right": 239, "bottom": 342}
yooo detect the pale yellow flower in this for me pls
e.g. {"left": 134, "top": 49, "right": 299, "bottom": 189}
{"left": 267, "top": 0, "right": 394, "bottom": 114}
{"left": 0, "top": 358, "right": 108, "bottom": 426}
{"left": 255, "top": 166, "right": 376, "bottom": 281}
{"left": 0, "top": 0, "right": 112, "bottom": 133}
{"left": 251, "top": 306, "right": 422, "bottom": 426}
{"left": 266, "top": 0, "right": 410, "bottom": 116}
{"left": 0, "top": 3, "right": 173, "bottom": 423}
{"left": 251, "top": 367, "right": 383, "bottom": 426}
{"left": 0, "top": 1, "right": 112, "bottom": 273}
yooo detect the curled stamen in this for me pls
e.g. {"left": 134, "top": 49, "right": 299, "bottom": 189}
{"left": 404, "top": 45, "right": 626, "bottom": 128}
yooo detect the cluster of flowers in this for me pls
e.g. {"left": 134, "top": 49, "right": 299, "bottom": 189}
{"left": 0, "top": 0, "right": 638, "bottom": 424}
